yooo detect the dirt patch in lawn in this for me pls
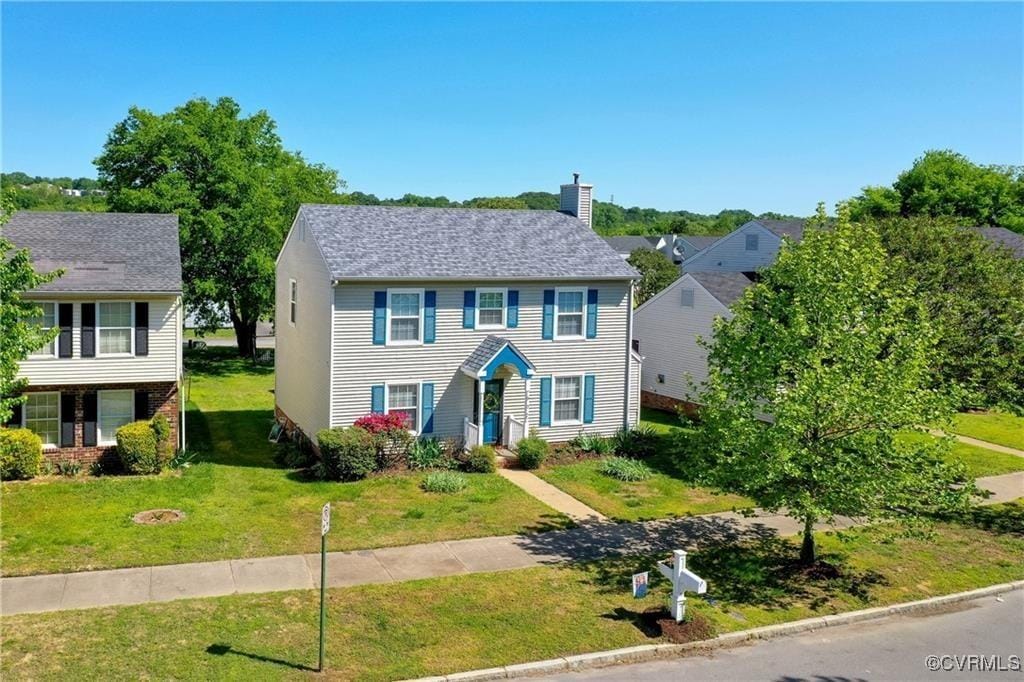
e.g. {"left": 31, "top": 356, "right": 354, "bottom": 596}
{"left": 132, "top": 509, "right": 186, "bottom": 525}
{"left": 642, "top": 608, "right": 717, "bottom": 643}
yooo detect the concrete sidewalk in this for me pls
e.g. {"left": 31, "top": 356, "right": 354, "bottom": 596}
{"left": 498, "top": 468, "right": 607, "bottom": 523}
{"left": 929, "top": 429, "right": 1024, "bottom": 458}
{"left": 2, "top": 472, "right": 1020, "bottom": 617}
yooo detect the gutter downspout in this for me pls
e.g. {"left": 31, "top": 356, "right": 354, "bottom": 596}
{"left": 624, "top": 281, "right": 634, "bottom": 428}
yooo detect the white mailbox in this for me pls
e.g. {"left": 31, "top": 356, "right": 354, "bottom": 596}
{"left": 656, "top": 549, "right": 707, "bottom": 622}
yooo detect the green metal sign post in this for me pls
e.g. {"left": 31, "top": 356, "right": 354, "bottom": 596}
{"left": 318, "top": 502, "right": 330, "bottom": 673}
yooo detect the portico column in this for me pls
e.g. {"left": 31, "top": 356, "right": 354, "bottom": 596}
{"left": 524, "top": 377, "right": 532, "bottom": 431}
{"left": 476, "top": 379, "right": 485, "bottom": 446}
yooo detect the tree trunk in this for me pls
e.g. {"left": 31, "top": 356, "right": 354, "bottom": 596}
{"left": 229, "top": 309, "right": 257, "bottom": 359}
{"left": 800, "top": 516, "right": 816, "bottom": 566}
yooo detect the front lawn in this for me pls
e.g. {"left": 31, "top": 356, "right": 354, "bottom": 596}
{"left": 4, "top": 502, "right": 1021, "bottom": 680}
{"left": 951, "top": 411, "right": 1024, "bottom": 451}
{"left": 0, "top": 349, "right": 569, "bottom": 577}
{"left": 900, "top": 431, "right": 1024, "bottom": 478}
{"left": 537, "top": 408, "right": 752, "bottom": 522}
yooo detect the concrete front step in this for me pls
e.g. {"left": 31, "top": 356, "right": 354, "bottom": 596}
{"left": 495, "top": 447, "right": 519, "bottom": 469}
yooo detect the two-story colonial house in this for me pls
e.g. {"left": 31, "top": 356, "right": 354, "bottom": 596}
{"left": 275, "top": 177, "right": 642, "bottom": 449}
{"left": 4, "top": 212, "right": 184, "bottom": 464}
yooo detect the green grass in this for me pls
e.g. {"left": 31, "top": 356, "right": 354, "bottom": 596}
{"left": 538, "top": 408, "right": 752, "bottom": 521}
{"left": 184, "top": 328, "right": 237, "bottom": 341}
{"left": 900, "top": 431, "right": 1024, "bottom": 478}
{"left": 0, "top": 348, "right": 569, "bottom": 576}
{"left": 3, "top": 503, "right": 1021, "bottom": 680}
{"left": 951, "top": 411, "right": 1024, "bottom": 451}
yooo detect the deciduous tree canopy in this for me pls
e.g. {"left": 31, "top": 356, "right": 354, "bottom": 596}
{"left": 627, "top": 248, "right": 679, "bottom": 306}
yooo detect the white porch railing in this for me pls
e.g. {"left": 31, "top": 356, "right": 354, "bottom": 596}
{"left": 463, "top": 417, "right": 480, "bottom": 451}
{"left": 504, "top": 415, "right": 525, "bottom": 450}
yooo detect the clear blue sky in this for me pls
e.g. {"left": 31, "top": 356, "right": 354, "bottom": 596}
{"left": 3, "top": 2, "right": 1021, "bottom": 215}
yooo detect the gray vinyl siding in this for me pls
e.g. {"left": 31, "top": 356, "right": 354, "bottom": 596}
{"left": 275, "top": 213, "right": 334, "bottom": 438}
{"left": 16, "top": 295, "right": 181, "bottom": 385}
{"left": 628, "top": 352, "right": 641, "bottom": 425}
{"left": 633, "top": 274, "right": 731, "bottom": 403}
{"left": 682, "top": 223, "right": 781, "bottom": 273}
{"left": 331, "top": 280, "right": 631, "bottom": 442}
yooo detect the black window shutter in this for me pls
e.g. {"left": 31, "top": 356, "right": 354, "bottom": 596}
{"left": 58, "top": 303, "right": 73, "bottom": 358}
{"left": 135, "top": 302, "right": 149, "bottom": 356}
{"left": 134, "top": 390, "right": 150, "bottom": 420}
{"left": 7, "top": 402, "right": 23, "bottom": 428}
{"left": 60, "top": 393, "right": 75, "bottom": 447}
{"left": 83, "top": 392, "right": 97, "bottom": 446}
{"left": 81, "top": 303, "right": 96, "bottom": 358}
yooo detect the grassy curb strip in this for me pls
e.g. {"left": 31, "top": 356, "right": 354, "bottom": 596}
{"left": 401, "top": 581, "right": 1024, "bottom": 682}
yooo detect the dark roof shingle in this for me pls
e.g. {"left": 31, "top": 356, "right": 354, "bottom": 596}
{"left": 691, "top": 271, "right": 754, "bottom": 306}
{"left": 301, "top": 205, "right": 638, "bottom": 280}
{"left": 754, "top": 219, "right": 806, "bottom": 242}
{"left": 975, "top": 227, "right": 1024, "bottom": 259}
{"left": 3, "top": 211, "right": 182, "bottom": 293}
{"left": 603, "top": 236, "right": 660, "bottom": 254}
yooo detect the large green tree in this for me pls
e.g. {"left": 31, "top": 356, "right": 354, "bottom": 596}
{"left": 850, "top": 150, "right": 1024, "bottom": 232}
{"left": 95, "top": 97, "right": 342, "bottom": 355}
{"left": 875, "top": 217, "right": 1024, "bottom": 412}
{"left": 691, "top": 204, "right": 975, "bottom": 565}
{"left": 627, "top": 248, "right": 679, "bottom": 306}
{"left": 0, "top": 196, "right": 62, "bottom": 422}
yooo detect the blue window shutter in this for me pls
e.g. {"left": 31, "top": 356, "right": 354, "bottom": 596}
{"left": 463, "top": 290, "right": 476, "bottom": 329}
{"left": 424, "top": 291, "right": 437, "bottom": 343}
{"left": 373, "top": 292, "right": 387, "bottom": 345}
{"left": 586, "top": 289, "right": 598, "bottom": 339}
{"left": 421, "top": 383, "right": 435, "bottom": 433}
{"left": 371, "top": 385, "right": 385, "bottom": 414}
{"left": 539, "top": 377, "right": 552, "bottom": 427}
{"left": 542, "top": 290, "right": 555, "bottom": 340}
{"left": 507, "top": 290, "right": 519, "bottom": 328}
{"left": 583, "top": 375, "right": 596, "bottom": 424}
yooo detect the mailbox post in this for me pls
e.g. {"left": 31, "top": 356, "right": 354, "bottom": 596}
{"left": 656, "top": 549, "right": 707, "bottom": 622}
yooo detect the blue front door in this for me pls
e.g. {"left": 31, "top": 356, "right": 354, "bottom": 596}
{"left": 480, "top": 379, "right": 503, "bottom": 445}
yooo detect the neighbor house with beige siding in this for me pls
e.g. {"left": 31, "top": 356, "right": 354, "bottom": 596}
{"left": 275, "top": 177, "right": 641, "bottom": 449}
{"left": 4, "top": 212, "right": 184, "bottom": 464}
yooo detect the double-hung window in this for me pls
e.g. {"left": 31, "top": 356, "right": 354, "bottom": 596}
{"left": 388, "top": 289, "right": 423, "bottom": 345}
{"left": 98, "top": 302, "right": 133, "bottom": 355}
{"left": 23, "top": 392, "right": 59, "bottom": 447}
{"left": 555, "top": 288, "right": 585, "bottom": 339}
{"left": 27, "top": 302, "right": 57, "bottom": 357}
{"left": 289, "top": 280, "right": 298, "bottom": 325}
{"left": 476, "top": 288, "right": 506, "bottom": 329}
{"left": 98, "top": 389, "right": 134, "bottom": 445}
{"left": 387, "top": 383, "right": 419, "bottom": 432}
{"left": 553, "top": 376, "right": 583, "bottom": 424}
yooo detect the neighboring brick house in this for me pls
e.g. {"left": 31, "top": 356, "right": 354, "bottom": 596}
{"left": 4, "top": 212, "right": 184, "bottom": 465}
{"left": 275, "top": 176, "right": 642, "bottom": 450}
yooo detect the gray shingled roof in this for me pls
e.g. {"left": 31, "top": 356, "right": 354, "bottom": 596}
{"left": 3, "top": 211, "right": 182, "bottom": 293}
{"left": 603, "top": 235, "right": 660, "bottom": 254}
{"left": 691, "top": 271, "right": 754, "bottom": 307}
{"left": 754, "top": 219, "right": 806, "bottom": 242}
{"left": 678, "top": 235, "right": 720, "bottom": 251}
{"left": 300, "top": 205, "right": 638, "bottom": 280}
{"left": 975, "top": 227, "right": 1024, "bottom": 259}
{"left": 460, "top": 335, "right": 535, "bottom": 376}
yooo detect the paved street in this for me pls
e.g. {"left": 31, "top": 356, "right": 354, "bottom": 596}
{"left": 544, "top": 590, "right": 1024, "bottom": 681}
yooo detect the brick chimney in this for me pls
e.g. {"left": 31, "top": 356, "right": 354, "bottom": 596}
{"left": 560, "top": 172, "right": 593, "bottom": 229}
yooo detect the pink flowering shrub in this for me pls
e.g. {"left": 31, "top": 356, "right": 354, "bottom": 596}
{"left": 354, "top": 412, "right": 410, "bottom": 434}
{"left": 353, "top": 412, "right": 414, "bottom": 469}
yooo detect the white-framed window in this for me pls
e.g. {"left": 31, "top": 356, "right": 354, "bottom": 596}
{"left": 476, "top": 287, "right": 507, "bottom": 329}
{"left": 552, "top": 375, "right": 583, "bottom": 424}
{"left": 387, "top": 288, "right": 424, "bottom": 345}
{"left": 554, "top": 287, "right": 586, "bottom": 339}
{"left": 680, "top": 288, "right": 695, "bottom": 308}
{"left": 289, "top": 279, "right": 298, "bottom": 326}
{"left": 23, "top": 392, "right": 59, "bottom": 447}
{"left": 386, "top": 383, "right": 420, "bottom": 432}
{"left": 745, "top": 233, "right": 759, "bottom": 251}
{"left": 27, "top": 301, "right": 57, "bottom": 358}
{"left": 98, "top": 301, "right": 133, "bottom": 355}
{"left": 98, "top": 389, "right": 135, "bottom": 446}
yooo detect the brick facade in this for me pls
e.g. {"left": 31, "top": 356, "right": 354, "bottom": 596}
{"left": 640, "top": 390, "right": 700, "bottom": 418}
{"left": 21, "top": 381, "right": 179, "bottom": 467}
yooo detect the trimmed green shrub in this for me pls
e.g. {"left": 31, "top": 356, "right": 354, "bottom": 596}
{"left": 421, "top": 470, "right": 468, "bottom": 493}
{"left": 613, "top": 424, "right": 659, "bottom": 459}
{"left": 515, "top": 436, "right": 549, "bottom": 470}
{"left": 274, "top": 441, "right": 314, "bottom": 470}
{"left": 317, "top": 427, "right": 377, "bottom": 481}
{"left": 116, "top": 421, "right": 161, "bottom": 474}
{"left": 599, "top": 456, "right": 654, "bottom": 482}
{"left": 573, "top": 432, "right": 614, "bottom": 455}
{"left": 462, "top": 445, "right": 497, "bottom": 473}
{"left": 0, "top": 428, "right": 44, "bottom": 480}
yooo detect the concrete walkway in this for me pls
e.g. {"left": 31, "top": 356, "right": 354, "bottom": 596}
{"left": 931, "top": 430, "right": 1024, "bottom": 458}
{"left": 498, "top": 468, "right": 607, "bottom": 523}
{"left": 2, "top": 472, "right": 1020, "bottom": 617}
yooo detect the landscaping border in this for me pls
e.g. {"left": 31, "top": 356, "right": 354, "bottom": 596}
{"left": 401, "top": 580, "right": 1024, "bottom": 682}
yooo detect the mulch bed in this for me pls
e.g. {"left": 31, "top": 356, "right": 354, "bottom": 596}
{"left": 545, "top": 444, "right": 604, "bottom": 466}
{"left": 640, "top": 607, "right": 717, "bottom": 644}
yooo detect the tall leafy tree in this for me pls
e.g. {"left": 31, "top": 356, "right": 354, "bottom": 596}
{"left": 95, "top": 97, "right": 342, "bottom": 355}
{"left": 0, "top": 196, "right": 62, "bottom": 422}
{"left": 692, "top": 204, "right": 975, "bottom": 565}
{"left": 851, "top": 150, "right": 1024, "bottom": 232}
{"left": 627, "top": 248, "right": 679, "bottom": 306}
